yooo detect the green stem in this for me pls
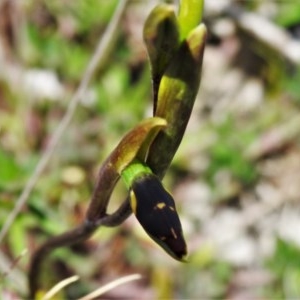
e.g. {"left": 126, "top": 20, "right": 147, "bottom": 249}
{"left": 121, "top": 160, "right": 153, "bottom": 190}
{"left": 178, "top": 0, "right": 204, "bottom": 40}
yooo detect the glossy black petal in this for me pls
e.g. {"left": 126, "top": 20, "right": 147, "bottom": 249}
{"left": 130, "top": 174, "right": 187, "bottom": 261}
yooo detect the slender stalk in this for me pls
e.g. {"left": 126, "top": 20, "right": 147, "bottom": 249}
{"left": 28, "top": 222, "right": 97, "bottom": 299}
{"left": 28, "top": 201, "right": 132, "bottom": 298}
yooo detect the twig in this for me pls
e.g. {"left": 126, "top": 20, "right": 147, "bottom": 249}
{"left": 78, "top": 274, "right": 142, "bottom": 300}
{"left": 41, "top": 275, "right": 79, "bottom": 300}
{"left": 225, "top": 6, "right": 300, "bottom": 65}
{"left": 0, "top": 0, "right": 128, "bottom": 244}
{"left": 28, "top": 222, "right": 97, "bottom": 297}
{"left": 245, "top": 115, "right": 300, "bottom": 160}
{"left": 28, "top": 202, "right": 132, "bottom": 298}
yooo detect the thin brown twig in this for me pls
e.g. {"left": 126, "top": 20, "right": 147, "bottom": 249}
{"left": 28, "top": 202, "right": 132, "bottom": 297}
{"left": 0, "top": 0, "right": 128, "bottom": 244}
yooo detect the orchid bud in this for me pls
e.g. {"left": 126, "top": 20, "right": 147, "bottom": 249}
{"left": 122, "top": 161, "right": 187, "bottom": 261}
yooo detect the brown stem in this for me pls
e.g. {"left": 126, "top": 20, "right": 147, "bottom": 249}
{"left": 28, "top": 199, "right": 131, "bottom": 298}
{"left": 28, "top": 222, "right": 96, "bottom": 299}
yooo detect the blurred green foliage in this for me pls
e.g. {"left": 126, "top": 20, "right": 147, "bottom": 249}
{"left": 284, "top": 68, "right": 300, "bottom": 105}
{"left": 267, "top": 239, "right": 300, "bottom": 299}
{"left": 0, "top": 149, "right": 24, "bottom": 187}
{"left": 1, "top": 0, "right": 300, "bottom": 299}
{"left": 206, "top": 117, "right": 258, "bottom": 186}
{"left": 22, "top": 0, "right": 119, "bottom": 80}
{"left": 275, "top": 2, "right": 300, "bottom": 28}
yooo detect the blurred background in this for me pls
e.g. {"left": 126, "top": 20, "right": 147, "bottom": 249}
{"left": 1, "top": 0, "right": 300, "bottom": 298}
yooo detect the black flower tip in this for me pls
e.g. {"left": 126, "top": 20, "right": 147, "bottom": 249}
{"left": 130, "top": 174, "right": 187, "bottom": 261}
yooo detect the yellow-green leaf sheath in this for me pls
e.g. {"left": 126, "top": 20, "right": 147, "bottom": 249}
{"left": 147, "top": 23, "right": 207, "bottom": 176}
{"left": 143, "top": 4, "right": 179, "bottom": 109}
{"left": 87, "top": 117, "right": 167, "bottom": 222}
